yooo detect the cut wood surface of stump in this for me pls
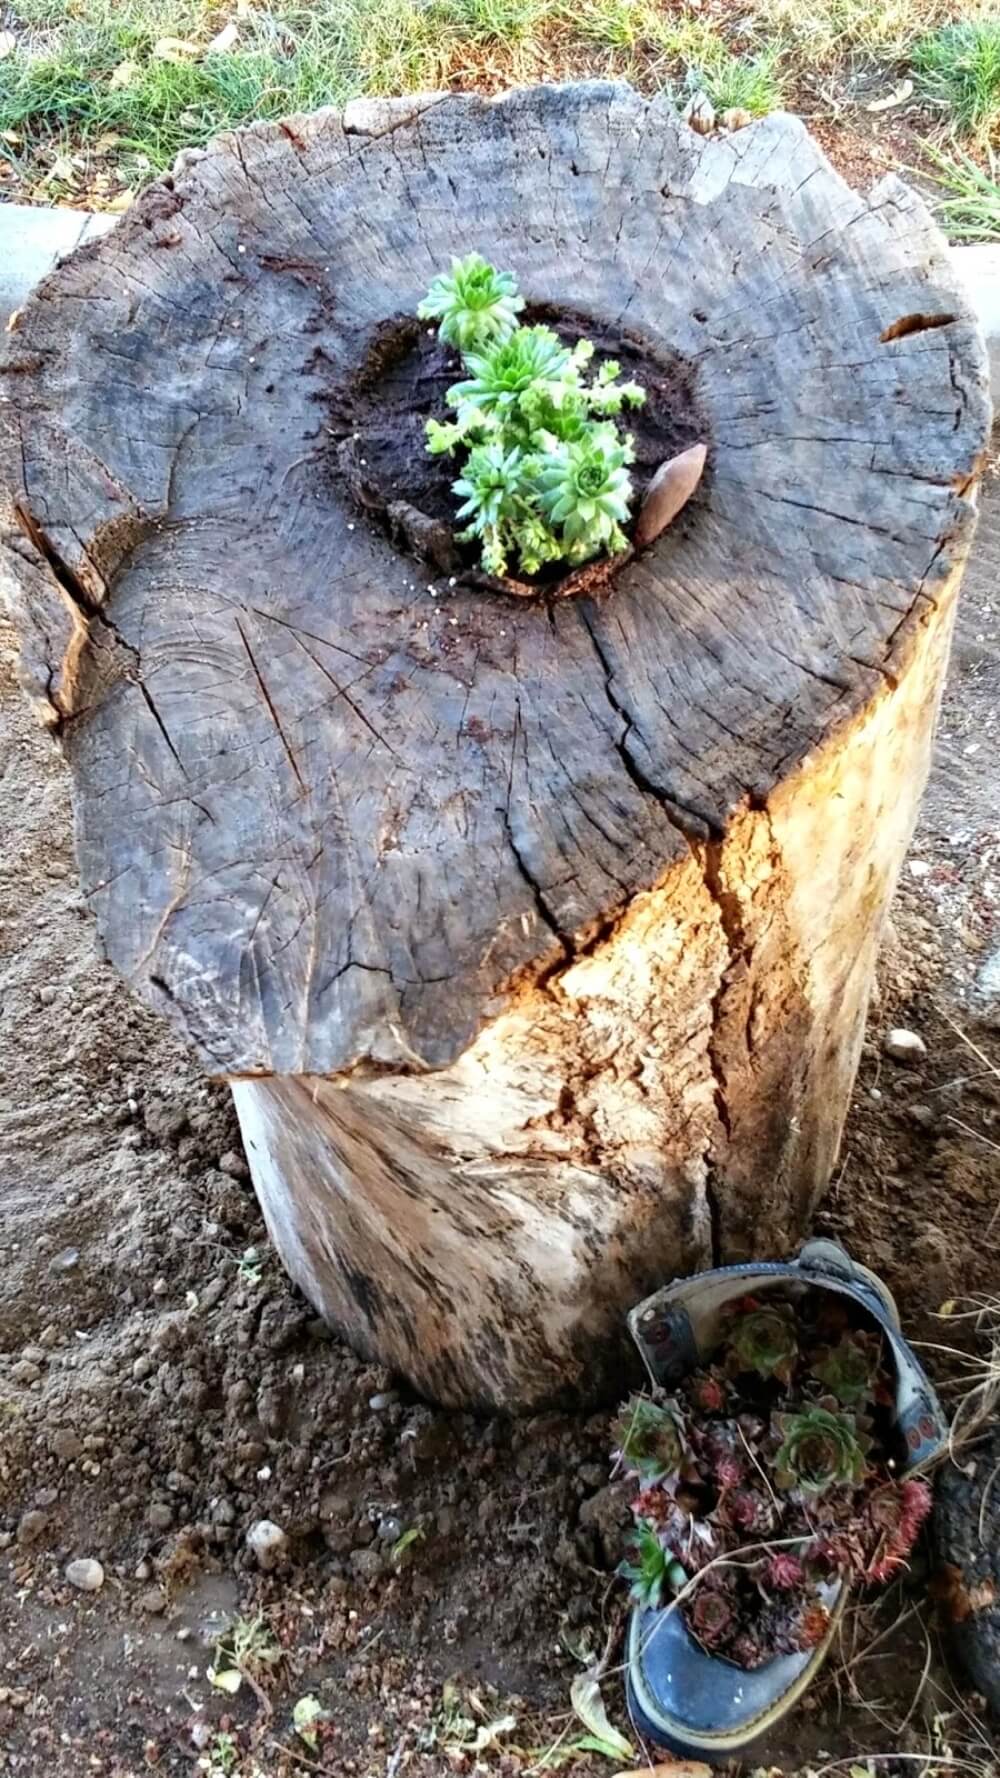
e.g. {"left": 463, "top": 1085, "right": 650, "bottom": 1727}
{"left": 0, "top": 84, "right": 991, "bottom": 1408}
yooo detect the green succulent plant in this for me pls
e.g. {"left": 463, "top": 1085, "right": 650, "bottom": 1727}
{"left": 420, "top": 258, "right": 645, "bottom": 578}
{"left": 534, "top": 429, "right": 633, "bottom": 563}
{"left": 726, "top": 1300, "right": 799, "bottom": 1384}
{"left": 448, "top": 325, "right": 573, "bottom": 419}
{"left": 773, "top": 1405, "right": 869, "bottom": 1495}
{"left": 810, "top": 1331, "right": 881, "bottom": 1407}
{"left": 417, "top": 253, "right": 524, "bottom": 351}
{"left": 619, "top": 1523, "right": 686, "bottom": 1609}
{"left": 611, "top": 1394, "right": 688, "bottom": 1483}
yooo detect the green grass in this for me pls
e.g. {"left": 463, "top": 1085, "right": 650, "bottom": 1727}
{"left": 0, "top": 0, "right": 791, "bottom": 184}
{"left": 913, "top": 18, "right": 1000, "bottom": 139}
{"left": 0, "top": 0, "right": 996, "bottom": 209}
{"left": 695, "top": 48, "right": 783, "bottom": 116}
{"left": 923, "top": 140, "right": 1000, "bottom": 237}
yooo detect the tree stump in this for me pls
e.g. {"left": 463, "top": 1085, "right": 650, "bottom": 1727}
{"left": 0, "top": 85, "right": 990, "bottom": 1408}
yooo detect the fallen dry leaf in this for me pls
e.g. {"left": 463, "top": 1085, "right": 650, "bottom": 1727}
{"left": 106, "top": 190, "right": 136, "bottom": 213}
{"left": 616, "top": 1763, "right": 713, "bottom": 1778}
{"left": 866, "top": 79, "right": 913, "bottom": 113}
{"left": 152, "top": 36, "right": 200, "bottom": 62}
{"left": 634, "top": 442, "right": 707, "bottom": 548}
{"left": 109, "top": 60, "right": 141, "bottom": 90}
{"left": 0, "top": 29, "right": 16, "bottom": 58}
{"left": 45, "top": 155, "right": 78, "bottom": 185}
{"left": 208, "top": 21, "right": 239, "bottom": 52}
{"left": 6, "top": 308, "right": 22, "bottom": 334}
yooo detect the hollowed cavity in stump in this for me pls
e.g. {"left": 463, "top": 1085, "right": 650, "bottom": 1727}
{"left": 327, "top": 303, "right": 707, "bottom": 599}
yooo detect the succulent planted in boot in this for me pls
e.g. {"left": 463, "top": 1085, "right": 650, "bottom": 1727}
{"left": 612, "top": 1395, "right": 688, "bottom": 1483}
{"left": 729, "top": 1628, "right": 771, "bottom": 1670}
{"left": 789, "top": 1602, "right": 833, "bottom": 1651}
{"left": 863, "top": 1478, "right": 932, "bottom": 1581}
{"left": 763, "top": 1550, "right": 805, "bottom": 1592}
{"left": 688, "top": 1371, "right": 727, "bottom": 1414}
{"left": 811, "top": 1330, "right": 882, "bottom": 1406}
{"left": 619, "top": 1524, "right": 670, "bottom": 1609}
{"left": 611, "top": 1283, "right": 925, "bottom": 1674}
{"left": 723, "top": 1488, "right": 779, "bottom": 1535}
{"left": 688, "top": 1585, "right": 735, "bottom": 1651}
{"left": 726, "top": 1299, "right": 799, "bottom": 1384}
{"left": 773, "top": 1405, "right": 869, "bottom": 1495}
{"left": 620, "top": 1524, "right": 687, "bottom": 1608}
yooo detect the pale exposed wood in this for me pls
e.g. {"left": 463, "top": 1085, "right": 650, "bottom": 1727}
{"left": 230, "top": 555, "right": 964, "bottom": 1406}
{"left": 0, "top": 85, "right": 991, "bottom": 1406}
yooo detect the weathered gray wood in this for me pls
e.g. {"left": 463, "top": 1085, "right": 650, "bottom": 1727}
{"left": 0, "top": 85, "right": 991, "bottom": 1406}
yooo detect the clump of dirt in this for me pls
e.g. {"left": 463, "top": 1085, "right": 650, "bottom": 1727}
{"left": 326, "top": 304, "right": 706, "bottom": 599}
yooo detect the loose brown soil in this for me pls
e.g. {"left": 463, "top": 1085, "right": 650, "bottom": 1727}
{"left": 329, "top": 305, "right": 705, "bottom": 599}
{"left": 0, "top": 452, "right": 998, "bottom": 1775}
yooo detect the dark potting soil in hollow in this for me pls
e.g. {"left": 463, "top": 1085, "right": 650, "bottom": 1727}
{"left": 326, "top": 303, "right": 707, "bottom": 596}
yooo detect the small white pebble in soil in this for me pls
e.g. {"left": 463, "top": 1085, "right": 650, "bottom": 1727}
{"left": 65, "top": 1557, "right": 104, "bottom": 1592}
{"left": 869, "top": 1087, "right": 882, "bottom": 1101}
{"left": 883, "top": 1027, "right": 927, "bottom": 1061}
{"left": 257, "top": 1465, "right": 272, "bottom": 1480}
{"left": 246, "top": 1519, "right": 288, "bottom": 1571}
{"left": 237, "top": 244, "right": 246, "bottom": 254}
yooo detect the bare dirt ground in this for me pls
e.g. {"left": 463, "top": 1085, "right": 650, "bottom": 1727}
{"left": 0, "top": 467, "right": 998, "bottom": 1769}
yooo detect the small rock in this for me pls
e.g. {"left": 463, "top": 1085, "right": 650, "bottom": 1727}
{"left": 883, "top": 1028, "right": 928, "bottom": 1061}
{"left": 134, "top": 1559, "right": 153, "bottom": 1581}
{"left": 51, "top": 1429, "right": 82, "bottom": 1462}
{"left": 909, "top": 1102, "right": 939, "bottom": 1131}
{"left": 246, "top": 1519, "right": 288, "bottom": 1571}
{"left": 218, "top": 1149, "right": 249, "bottom": 1181}
{"left": 210, "top": 1497, "right": 236, "bottom": 1526}
{"left": 21, "top": 1345, "right": 47, "bottom": 1366}
{"left": 350, "top": 1547, "right": 388, "bottom": 1582}
{"left": 377, "top": 1515, "right": 403, "bottom": 1543}
{"left": 144, "top": 1099, "right": 188, "bottom": 1143}
{"left": 368, "top": 1391, "right": 398, "bottom": 1411}
{"left": 148, "top": 1502, "right": 174, "bottom": 1531}
{"left": 132, "top": 1355, "right": 154, "bottom": 1382}
{"left": 0, "top": 1532, "right": 13, "bottom": 1551}
{"left": 65, "top": 1557, "right": 105, "bottom": 1592}
{"left": 319, "top": 1491, "right": 352, "bottom": 1522}
{"left": 50, "top": 1247, "right": 80, "bottom": 1274}
{"left": 16, "top": 1510, "right": 48, "bottom": 1546}
{"left": 138, "top": 1585, "right": 167, "bottom": 1615}
{"left": 37, "top": 985, "right": 58, "bottom": 1006}
{"left": 10, "top": 1360, "right": 41, "bottom": 1386}
{"left": 257, "top": 1298, "right": 310, "bottom": 1352}
{"left": 578, "top": 1482, "right": 632, "bottom": 1566}
{"left": 577, "top": 1461, "right": 606, "bottom": 1490}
